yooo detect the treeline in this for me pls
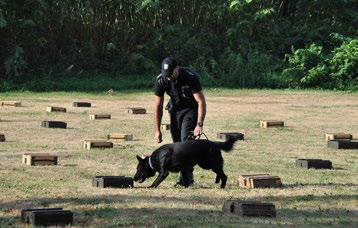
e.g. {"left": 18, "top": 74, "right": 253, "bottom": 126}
{"left": 1, "top": 0, "right": 357, "bottom": 91}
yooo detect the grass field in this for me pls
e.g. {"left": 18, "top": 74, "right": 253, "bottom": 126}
{"left": 0, "top": 89, "right": 357, "bottom": 227}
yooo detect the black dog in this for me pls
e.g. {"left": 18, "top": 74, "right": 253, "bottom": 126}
{"left": 133, "top": 135, "right": 239, "bottom": 188}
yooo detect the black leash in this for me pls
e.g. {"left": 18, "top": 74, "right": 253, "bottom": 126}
{"left": 189, "top": 131, "right": 209, "bottom": 140}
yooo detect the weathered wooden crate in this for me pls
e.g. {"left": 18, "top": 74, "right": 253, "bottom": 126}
{"left": 249, "top": 175, "right": 282, "bottom": 188}
{"left": 260, "top": 120, "right": 284, "bottom": 128}
{"left": 41, "top": 121, "right": 67, "bottom": 129}
{"left": 161, "top": 124, "right": 171, "bottom": 131}
{"left": 0, "top": 133, "right": 5, "bottom": 142}
{"left": 92, "top": 176, "right": 134, "bottom": 188}
{"left": 22, "top": 153, "right": 58, "bottom": 166}
{"left": 21, "top": 208, "right": 63, "bottom": 223}
{"left": 222, "top": 200, "right": 276, "bottom": 217}
{"left": 239, "top": 174, "right": 282, "bottom": 188}
{"left": 296, "top": 159, "right": 332, "bottom": 169}
{"left": 83, "top": 140, "right": 113, "bottom": 149}
{"left": 325, "top": 133, "right": 352, "bottom": 141}
{"left": 217, "top": 132, "right": 244, "bottom": 141}
{"left": 89, "top": 114, "right": 111, "bottom": 120}
{"left": 328, "top": 140, "right": 358, "bottom": 149}
{"left": 1, "top": 101, "right": 21, "bottom": 107}
{"left": 21, "top": 208, "right": 73, "bottom": 226}
{"left": 46, "top": 106, "right": 67, "bottom": 113}
{"left": 73, "top": 102, "right": 91, "bottom": 107}
{"left": 107, "top": 133, "right": 133, "bottom": 141}
{"left": 125, "top": 107, "right": 146, "bottom": 114}
{"left": 238, "top": 174, "right": 269, "bottom": 187}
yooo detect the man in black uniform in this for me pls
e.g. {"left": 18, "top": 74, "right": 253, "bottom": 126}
{"left": 154, "top": 57, "right": 207, "bottom": 186}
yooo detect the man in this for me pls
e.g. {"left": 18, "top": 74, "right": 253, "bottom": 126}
{"left": 154, "top": 57, "right": 207, "bottom": 186}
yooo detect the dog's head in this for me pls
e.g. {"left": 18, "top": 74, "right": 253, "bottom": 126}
{"left": 133, "top": 155, "right": 156, "bottom": 183}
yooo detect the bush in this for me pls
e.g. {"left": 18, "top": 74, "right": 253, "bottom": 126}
{"left": 280, "top": 34, "right": 358, "bottom": 90}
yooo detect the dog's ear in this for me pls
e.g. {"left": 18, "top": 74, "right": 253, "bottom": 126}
{"left": 136, "top": 155, "right": 143, "bottom": 162}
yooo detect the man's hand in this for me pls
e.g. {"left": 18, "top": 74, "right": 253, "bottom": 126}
{"left": 194, "top": 126, "right": 203, "bottom": 137}
{"left": 155, "top": 131, "right": 163, "bottom": 143}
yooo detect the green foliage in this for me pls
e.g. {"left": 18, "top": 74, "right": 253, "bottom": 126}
{"left": 281, "top": 44, "right": 327, "bottom": 88}
{"left": 4, "top": 45, "right": 26, "bottom": 81}
{"left": 329, "top": 34, "right": 358, "bottom": 90}
{"left": 0, "top": 0, "right": 357, "bottom": 91}
{"left": 281, "top": 35, "right": 358, "bottom": 90}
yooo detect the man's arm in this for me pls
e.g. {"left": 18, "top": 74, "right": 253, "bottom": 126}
{"left": 193, "top": 91, "right": 206, "bottom": 136}
{"left": 154, "top": 95, "right": 164, "bottom": 143}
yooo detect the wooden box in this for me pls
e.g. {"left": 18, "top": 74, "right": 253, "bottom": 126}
{"left": 107, "top": 133, "right": 133, "bottom": 141}
{"left": 222, "top": 200, "right": 276, "bottom": 217}
{"left": 260, "top": 120, "right": 284, "bottom": 128}
{"left": 89, "top": 114, "right": 111, "bottom": 120}
{"left": 73, "top": 102, "right": 91, "bottom": 107}
{"left": 249, "top": 175, "right": 282, "bottom": 188}
{"left": 22, "top": 153, "right": 58, "bottom": 166}
{"left": 83, "top": 140, "right": 113, "bottom": 149}
{"left": 21, "top": 208, "right": 73, "bottom": 226}
{"left": 1, "top": 101, "right": 21, "bottom": 107}
{"left": 328, "top": 140, "right": 358, "bottom": 149}
{"left": 239, "top": 174, "right": 282, "bottom": 188}
{"left": 92, "top": 176, "right": 134, "bottom": 188}
{"left": 21, "top": 208, "right": 63, "bottom": 223}
{"left": 41, "top": 121, "right": 67, "bottom": 129}
{"left": 0, "top": 133, "right": 5, "bottom": 142}
{"left": 161, "top": 124, "right": 171, "bottom": 131}
{"left": 46, "top": 106, "right": 66, "bottom": 113}
{"left": 217, "top": 132, "right": 244, "bottom": 141}
{"left": 325, "top": 133, "right": 352, "bottom": 141}
{"left": 125, "top": 107, "right": 146, "bottom": 114}
{"left": 296, "top": 159, "right": 332, "bottom": 169}
{"left": 238, "top": 174, "right": 269, "bottom": 187}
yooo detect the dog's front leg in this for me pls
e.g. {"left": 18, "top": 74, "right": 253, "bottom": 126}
{"left": 149, "top": 171, "right": 169, "bottom": 188}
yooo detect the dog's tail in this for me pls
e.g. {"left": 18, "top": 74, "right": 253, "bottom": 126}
{"left": 216, "top": 135, "right": 240, "bottom": 152}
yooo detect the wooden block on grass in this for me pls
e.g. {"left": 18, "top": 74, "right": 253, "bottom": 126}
{"left": 21, "top": 208, "right": 63, "bottom": 223}
{"left": 328, "top": 140, "right": 358, "bottom": 149}
{"left": 239, "top": 174, "right": 282, "bottom": 188}
{"left": 73, "top": 102, "right": 91, "bottom": 107}
{"left": 41, "top": 121, "right": 67, "bottom": 129}
{"left": 296, "top": 159, "right": 332, "bottom": 169}
{"left": 260, "top": 120, "right": 284, "bottom": 128}
{"left": 22, "top": 153, "right": 58, "bottom": 166}
{"left": 249, "top": 175, "right": 282, "bottom": 188}
{"left": 46, "top": 106, "right": 66, "bottom": 113}
{"left": 107, "top": 133, "right": 133, "bottom": 141}
{"left": 217, "top": 132, "right": 244, "bottom": 140}
{"left": 83, "top": 140, "right": 113, "bottom": 149}
{"left": 89, "top": 114, "right": 111, "bottom": 120}
{"left": 238, "top": 174, "right": 269, "bottom": 187}
{"left": 125, "top": 107, "right": 146, "bottom": 114}
{"left": 92, "top": 176, "right": 134, "bottom": 188}
{"left": 161, "top": 124, "right": 171, "bottom": 131}
{"left": 222, "top": 200, "right": 276, "bottom": 217}
{"left": 21, "top": 208, "right": 73, "bottom": 226}
{"left": 1, "top": 101, "right": 21, "bottom": 107}
{"left": 0, "top": 133, "right": 5, "bottom": 142}
{"left": 325, "top": 133, "right": 352, "bottom": 141}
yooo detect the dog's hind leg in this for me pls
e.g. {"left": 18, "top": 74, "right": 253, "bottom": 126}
{"left": 212, "top": 168, "right": 227, "bottom": 188}
{"left": 215, "top": 175, "right": 220, "bottom": 183}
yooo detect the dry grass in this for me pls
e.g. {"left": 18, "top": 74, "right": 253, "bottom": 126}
{"left": 0, "top": 89, "right": 357, "bottom": 227}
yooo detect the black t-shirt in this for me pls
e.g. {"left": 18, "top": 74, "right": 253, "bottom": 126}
{"left": 154, "top": 67, "right": 202, "bottom": 110}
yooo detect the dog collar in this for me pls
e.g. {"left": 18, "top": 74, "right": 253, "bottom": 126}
{"left": 148, "top": 156, "right": 154, "bottom": 170}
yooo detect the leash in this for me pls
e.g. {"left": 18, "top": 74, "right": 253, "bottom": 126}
{"left": 189, "top": 131, "right": 209, "bottom": 140}
{"left": 197, "top": 132, "right": 209, "bottom": 140}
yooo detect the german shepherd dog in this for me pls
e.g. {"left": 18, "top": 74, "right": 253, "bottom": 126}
{"left": 134, "top": 135, "right": 239, "bottom": 188}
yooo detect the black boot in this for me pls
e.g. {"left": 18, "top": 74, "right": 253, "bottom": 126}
{"left": 175, "top": 168, "right": 194, "bottom": 186}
